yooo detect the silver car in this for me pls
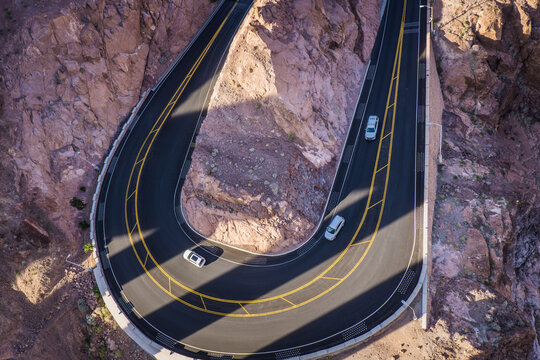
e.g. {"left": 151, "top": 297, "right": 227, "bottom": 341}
{"left": 183, "top": 249, "right": 206, "bottom": 268}
{"left": 365, "top": 115, "right": 379, "bottom": 141}
{"left": 324, "top": 215, "right": 345, "bottom": 241}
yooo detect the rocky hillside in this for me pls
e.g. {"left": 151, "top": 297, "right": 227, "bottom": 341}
{"left": 181, "top": 0, "right": 381, "bottom": 253}
{"left": 0, "top": 0, "right": 538, "bottom": 359}
{"left": 0, "top": 0, "right": 216, "bottom": 358}
{"left": 428, "top": 0, "right": 540, "bottom": 358}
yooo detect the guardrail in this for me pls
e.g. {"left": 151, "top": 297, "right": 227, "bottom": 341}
{"left": 88, "top": 1, "right": 231, "bottom": 358}
{"left": 177, "top": 0, "right": 391, "bottom": 260}
{"left": 88, "top": 0, "right": 433, "bottom": 357}
{"left": 303, "top": 1, "right": 433, "bottom": 357}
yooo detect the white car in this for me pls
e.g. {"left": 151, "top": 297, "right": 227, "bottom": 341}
{"left": 183, "top": 249, "right": 206, "bottom": 268}
{"left": 324, "top": 215, "right": 345, "bottom": 241}
{"left": 365, "top": 115, "right": 379, "bottom": 141}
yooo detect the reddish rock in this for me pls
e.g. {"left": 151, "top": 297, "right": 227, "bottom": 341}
{"left": 182, "top": 0, "right": 381, "bottom": 253}
{"left": 19, "top": 217, "right": 50, "bottom": 248}
{"left": 464, "top": 228, "right": 490, "bottom": 281}
{"left": 432, "top": 0, "right": 540, "bottom": 357}
{"left": 26, "top": 308, "right": 85, "bottom": 360}
{"left": 0, "top": 0, "right": 216, "bottom": 359}
{"left": 432, "top": 278, "right": 535, "bottom": 360}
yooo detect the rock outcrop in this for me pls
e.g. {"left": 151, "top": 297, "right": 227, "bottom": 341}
{"left": 181, "top": 0, "right": 381, "bottom": 254}
{"left": 0, "top": 0, "right": 538, "bottom": 358}
{"left": 0, "top": 0, "right": 216, "bottom": 358}
{"left": 430, "top": 0, "right": 540, "bottom": 358}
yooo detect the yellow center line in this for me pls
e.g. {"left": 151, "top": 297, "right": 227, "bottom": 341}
{"left": 121, "top": 0, "right": 408, "bottom": 317}
{"left": 128, "top": 8, "right": 232, "bottom": 281}
{"left": 123, "top": 0, "right": 239, "bottom": 297}
{"left": 123, "top": 12, "right": 224, "bottom": 205}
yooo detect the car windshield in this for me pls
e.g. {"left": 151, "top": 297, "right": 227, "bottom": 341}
{"left": 326, "top": 226, "right": 336, "bottom": 234}
{"left": 189, "top": 254, "right": 198, "bottom": 261}
{"left": 367, "top": 127, "right": 375, "bottom": 132}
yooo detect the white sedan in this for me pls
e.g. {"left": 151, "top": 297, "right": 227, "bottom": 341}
{"left": 183, "top": 249, "right": 206, "bottom": 268}
{"left": 365, "top": 115, "right": 379, "bottom": 141}
{"left": 324, "top": 215, "right": 345, "bottom": 241}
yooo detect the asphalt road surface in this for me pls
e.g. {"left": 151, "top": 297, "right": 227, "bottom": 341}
{"left": 94, "top": 0, "right": 427, "bottom": 358}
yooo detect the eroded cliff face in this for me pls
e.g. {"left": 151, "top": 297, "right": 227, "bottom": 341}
{"left": 0, "top": 0, "right": 216, "bottom": 358}
{"left": 1, "top": 0, "right": 538, "bottom": 358}
{"left": 429, "top": 0, "right": 540, "bottom": 358}
{"left": 181, "top": 0, "right": 381, "bottom": 254}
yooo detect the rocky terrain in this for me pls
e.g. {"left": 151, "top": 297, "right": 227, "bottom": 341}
{"left": 181, "top": 0, "right": 381, "bottom": 254}
{"left": 0, "top": 0, "right": 538, "bottom": 359}
{"left": 0, "top": 0, "right": 216, "bottom": 358}
{"left": 186, "top": 0, "right": 540, "bottom": 357}
{"left": 427, "top": 0, "right": 539, "bottom": 358}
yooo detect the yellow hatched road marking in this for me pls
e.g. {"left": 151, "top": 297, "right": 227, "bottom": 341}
{"left": 239, "top": 303, "right": 249, "bottom": 314}
{"left": 321, "top": 276, "right": 342, "bottom": 281}
{"left": 129, "top": 222, "right": 137, "bottom": 236}
{"left": 126, "top": 190, "right": 136, "bottom": 200}
{"left": 382, "top": 131, "right": 392, "bottom": 140}
{"left": 368, "top": 199, "right": 383, "bottom": 210}
{"left": 201, "top": 296, "right": 207, "bottom": 310}
{"left": 351, "top": 239, "right": 372, "bottom": 247}
{"left": 376, "top": 163, "right": 388, "bottom": 173}
{"left": 121, "top": 0, "right": 409, "bottom": 317}
{"left": 282, "top": 297, "right": 295, "bottom": 306}
{"left": 144, "top": 253, "right": 148, "bottom": 267}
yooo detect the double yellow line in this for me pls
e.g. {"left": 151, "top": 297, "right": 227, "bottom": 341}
{"left": 122, "top": 0, "right": 408, "bottom": 317}
{"left": 124, "top": 1, "right": 239, "bottom": 291}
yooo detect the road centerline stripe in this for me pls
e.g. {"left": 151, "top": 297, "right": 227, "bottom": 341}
{"left": 119, "top": 0, "right": 409, "bottom": 317}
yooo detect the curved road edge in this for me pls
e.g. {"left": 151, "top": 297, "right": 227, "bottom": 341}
{"left": 301, "top": 1, "right": 433, "bottom": 357}
{"left": 90, "top": 85, "right": 190, "bottom": 358}
{"left": 88, "top": 1, "right": 232, "bottom": 358}
{"left": 175, "top": 0, "right": 392, "bottom": 265}
{"left": 89, "top": 0, "right": 434, "bottom": 358}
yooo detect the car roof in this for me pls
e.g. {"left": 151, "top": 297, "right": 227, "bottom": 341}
{"left": 329, "top": 215, "right": 344, "bottom": 227}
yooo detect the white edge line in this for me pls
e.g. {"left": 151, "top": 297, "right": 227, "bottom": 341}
{"left": 177, "top": 0, "right": 391, "bottom": 260}
{"left": 90, "top": 1, "right": 433, "bottom": 359}
{"left": 151, "top": 0, "right": 226, "bottom": 93}
{"left": 421, "top": 1, "right": 431, "bottom": 330}
{"left": 299, "top": 2, "right": 432, "bottom": 357}
{"left": 173, "top": 1, "right": 260, "bottom": 261}
{"left": 89, "top": 1, "right": 239, "bottom": 359}
{"left": 155, "top": 1, "right": 426, "bottom": 356}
